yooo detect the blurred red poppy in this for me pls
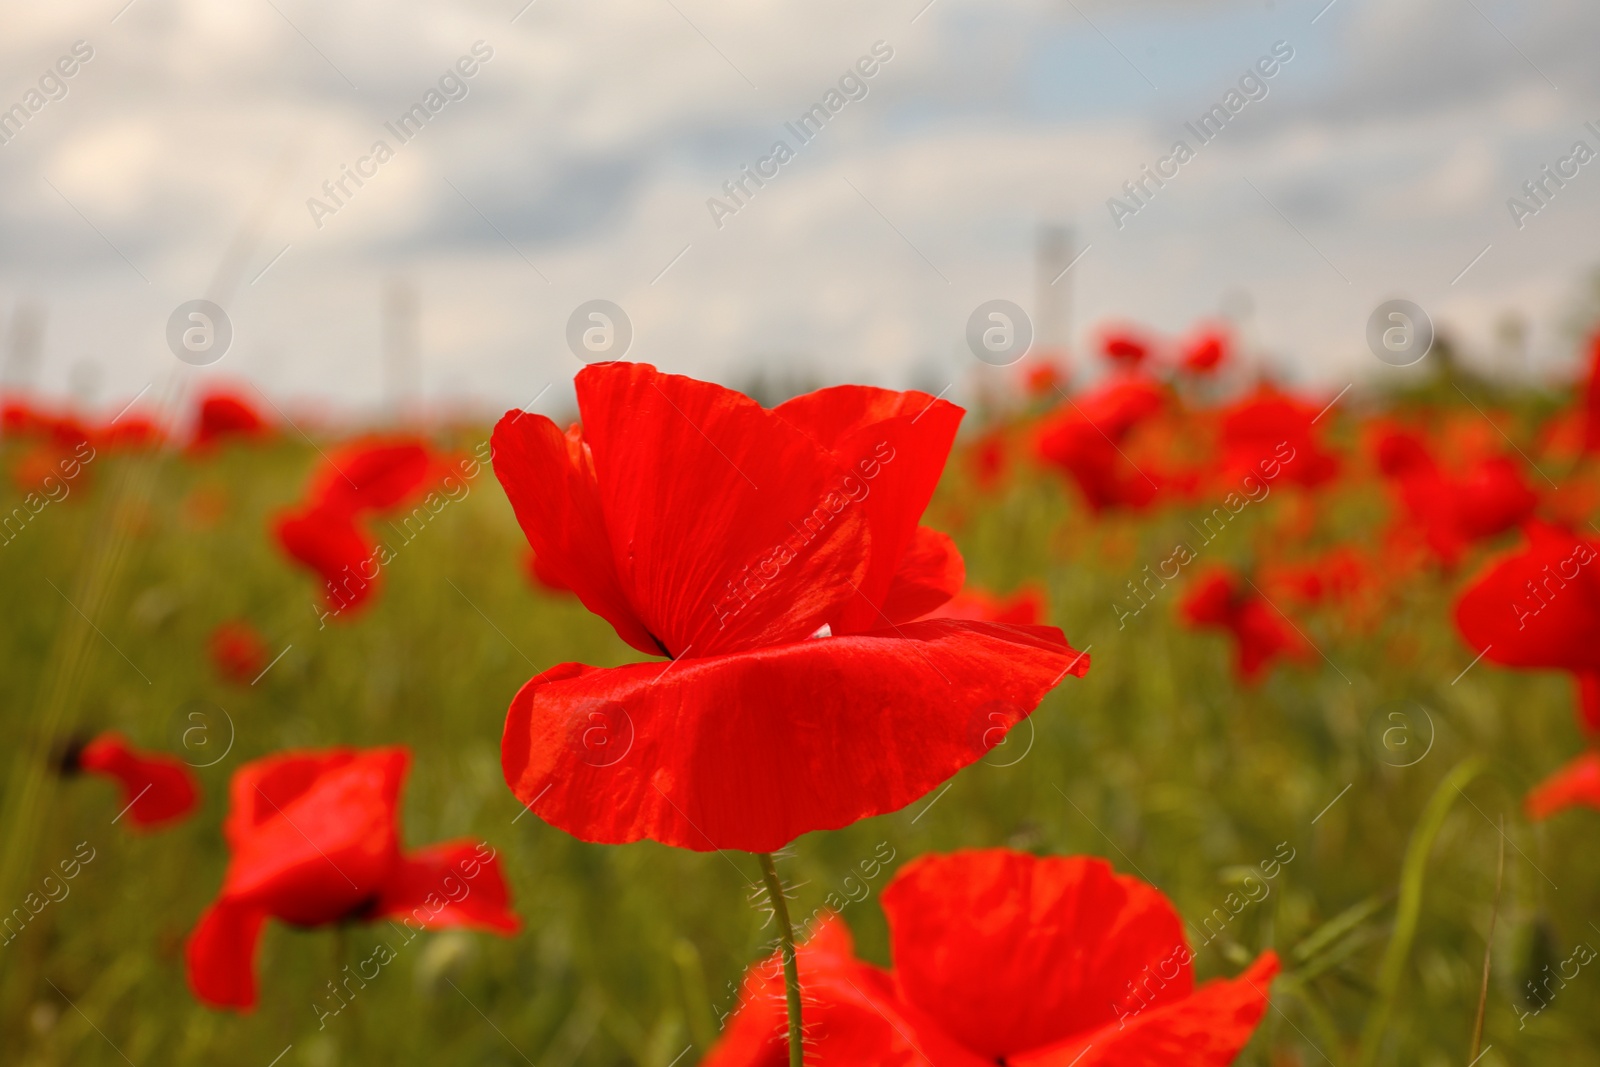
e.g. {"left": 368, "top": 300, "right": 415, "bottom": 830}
{"left": 208, "top": 620, "right": 270, "bottom": 685}
{"left": 274, "top": 504, "right": 376, "bottom": 614}
{"left": 186, "top": 746, "right": 518, "bottom": 1009}
{"left": 1035, "top": 376, "right": 1167, "bottom": 512}
{"left": 1527, "top": 752, "right": 1600, "bottom": 820}
{"left": 193, "top": 390, "right": 269, "bottom": 450}
{"left": 493, "top": 363, "right": 1088, "bottom": 853}
{"left": 271, "top": 438, "right": 438, "bottom": 617}
{"left": 1214, "top": 386, "right": 1339, "bottom": 490}
{"left": 309, "top": 437, "right": 436, "bottom": 517}
{"left": 1180, "top": 567, "right": 1310, "bottom": 684}
{"left": 1023, "top": 362, "right": 1064, "bottom": 397}
{"left": 70, "top": 733, "right": 198, "bottom": 830}
{"left": 1179, "top": 324, "right": 1231, "bottom": 375}
{"left": 1454, "top": 521, "right": 1600, "bottom": 732}
{"left": 967, "top": 427, "right": 1009, "bottom": 493}
{"left": 1100, "top": 326, "right": 1155, "bottom": 369}
{"left": 1372, "top": 426, "right": 1537, "bottom": 567}
{"left": 706, "top": 849, "right": 1278, "bottom": 1066}
{"left": 927, "top": 583, "right": 1046, "bottom": 625}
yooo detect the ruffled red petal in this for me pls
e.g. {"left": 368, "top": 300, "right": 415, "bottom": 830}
{"left": 881, "top": 851, "right": 1191, "bottom": 1060}
{"left": 78, "top": 733, "right": 199, "bottom": 829}
{"left": 576, "top": 362, "right": 876, "bottom": 658}
{"left": 491, "top": 413, "right": 663, "bottom": 656}
{"left": 495, "top": 364, "right": 883, "bottom": 659}
{"left": 502, "top": 620, "right": 1089, "bottom": 852}
{"left": 1010, "top": 951, "right": 1280, "bottom": 1067}
{"left": 186, "top": 900, "right": 268, "bottom": 1010}
{"left": 775, "top": 385, "right": 963, "bottom": 633}
{"left": 219, "top": 748, "right": 406, "bottom": 924}
{"left": 372, "top": 841, "right": 520, "bottom": 933}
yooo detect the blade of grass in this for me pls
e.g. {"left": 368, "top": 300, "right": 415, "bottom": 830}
{"left": 1470, "top": 815, "right": 1506, "bottom": 1062}
{"left": 1355, "top": 757, "right": 1486, "bottom": 1067}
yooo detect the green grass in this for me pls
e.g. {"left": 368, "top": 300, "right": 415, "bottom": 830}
{"left": 0, "top": 402, "right": 1596, "bottom": 1067}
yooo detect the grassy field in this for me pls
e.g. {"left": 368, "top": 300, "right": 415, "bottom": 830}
{"left": 1, "top": 379, "right": 1596, "bottom": 1066}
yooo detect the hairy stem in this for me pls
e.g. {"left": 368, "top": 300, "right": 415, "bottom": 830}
{"left": 757, "top": 852, "right": 804, "bottom": 1067}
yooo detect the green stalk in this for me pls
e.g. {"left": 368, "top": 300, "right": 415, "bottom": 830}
{"left": 1355, "top": 757, "right": 1485, "bottom": 1067}
{"left": 757, "top": 853, "right": 804, "bottom": 1067}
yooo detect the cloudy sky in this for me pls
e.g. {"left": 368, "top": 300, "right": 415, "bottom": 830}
{"left": 1, "top": 0, "right": 1597, "bottom": 417}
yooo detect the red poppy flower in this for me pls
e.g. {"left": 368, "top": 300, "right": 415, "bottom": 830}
{"left": 706, "top": 849, "right": 1279, "bottom": 1066}
{"left": 1100, "top": 326, "right": 1154, "bottom": 369}
{"left": 208, "top": 620, "right": 270, "bottom": 685}
{"left": 1215, "top": 386, "right": 1339, "bottom": 490}
{"left": 1372, "top": 427, "right": 1537, "bottom": 567}
{"left": 1035, "top": 377, "right": 1167, "bottom": 512}
{"left": 186, "top": 746, "right": 518, "bottom": 1009}
{"left": 1527, "top": 752, "right": 1600, "bottom": 820}
{"left": 1454, "top": 522, "right": 1600, "bottom": 732}
{"left": 193, "top": 390, "right": 269, "bottom": 449}
{"left": 1023, "top": 362, "right": 1065, "bottom": 397}
{"left": 492, "top": 363, "right": 1088, "bottom": 853}
{"left": 928, "top": 583, "right": 1046, "bottom": 626}
{"left": 1179, "top": 325, "right": 1231, "bottom": 375}
{"left": 1180, "top": 567, "right": 1309, "bottom": 684}
{"left": 271, "top": 438, "right": 437, "bottom": 617}
{"left": 308, "top": 437, "right": 436, "bottom": 518}
{"left": 70, "top": 733, "right": 198, "bottom": 830}
{"left": 967, "top": 428, "right": 1010, "bottom": 493}
{"left": 95, "top": 410, "right": 164, "bottom": 451}
{"left": 274, "top": 505, "right": 376, "bottom": 613}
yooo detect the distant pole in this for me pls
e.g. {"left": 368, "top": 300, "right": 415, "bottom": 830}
{"left": 1035, "top": 224, "right": 1073, "bottom": 370}
{"left": 381, "top": 278, "right": 419, "bottom": 424}
{"left": 2, "top": 300, "right": 45, "bottom": 394}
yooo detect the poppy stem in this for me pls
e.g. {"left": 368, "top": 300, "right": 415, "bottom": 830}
{"left": 757, "top": 852, "right": 804, "bottom": 1067}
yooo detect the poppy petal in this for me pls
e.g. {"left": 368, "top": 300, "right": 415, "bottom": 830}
{"left": 77, "top": 733, "right": 199, "bottom": 829}
{"left": 502, "top": 620, "right": 1089, "bottom": 852}
{"left": 372, "top": 841, "right": 520, "bottom": 933}
{"left": 186, "top": 900, "right": 268, "bottom": 1009}
{"left": 1454, "top": 522, "right": 1600, "bottom": 672}
{"left": 881, "top": 851, "right": 1191, "bottom": 1060}
{"left": 1526, "top": 752, "right": 1600, "bottom": 820}
{"left": 274, "top": 506, "right": 376, "bottom": 613}
{"left": 574, "top": 362, "right": 874, "bottom": 659}
{"left": 221, "top": 748, "right": 406, "bottom": 924}
{"left": 775, "top": 385, "right": 963, "bottom": 632}
{"left": 491, "top": 412, "right": 663, "bottom": 657}
{"left": 1010, "top": 952, "right": 1280, "bottom": 1067}
{"left": 880, "top": 526, "right": 966, "bottom": 625}
{"left": 703, "top": 917, "right": 991, "bottom": 1067}
{"left": 313, "top": 438, "right": 434, "bottom": 515}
